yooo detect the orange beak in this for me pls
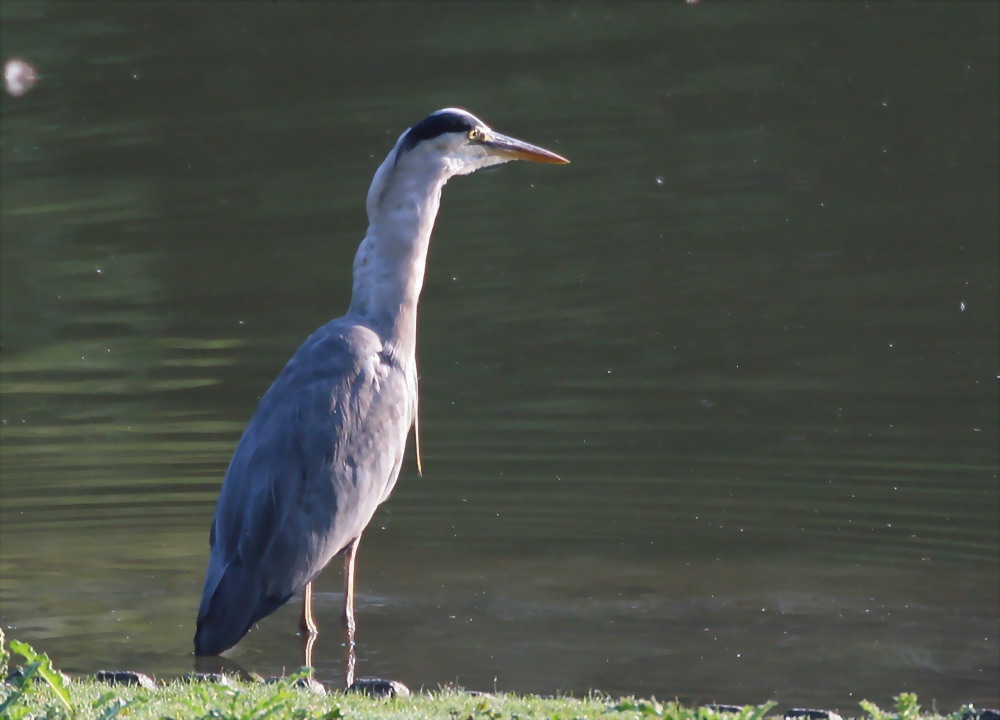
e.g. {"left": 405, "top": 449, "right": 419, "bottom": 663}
{"left": 484, "top": 132, "right": 570, "bottom": 164}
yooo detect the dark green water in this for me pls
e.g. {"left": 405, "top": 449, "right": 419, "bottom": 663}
{"left": 1, "top": 1, "right": 997, "bottom": 710}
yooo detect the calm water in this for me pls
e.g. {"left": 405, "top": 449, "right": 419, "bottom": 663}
{"left": 1, "top": 1, "right": 998, "bottom": 710}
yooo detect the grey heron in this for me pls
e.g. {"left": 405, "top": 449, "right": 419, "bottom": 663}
{"left": 193, "top": 108, "right": 569, "bottom": 674}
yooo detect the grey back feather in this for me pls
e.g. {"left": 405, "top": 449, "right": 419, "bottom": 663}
{"left": 194, "top": 317, "right": 415, "bottom": 655}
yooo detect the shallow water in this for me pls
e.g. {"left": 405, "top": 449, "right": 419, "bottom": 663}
{"left": 1, "top": 1, "right": 997, "bottom": 710}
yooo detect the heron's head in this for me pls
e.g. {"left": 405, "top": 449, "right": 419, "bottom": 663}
{"left": 366, "top": 108, "right": 568, "bottom": 219}
{"left": 394, "top": 107, "right": 569, "bottom": 176}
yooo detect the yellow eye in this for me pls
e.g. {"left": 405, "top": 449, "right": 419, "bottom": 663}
{"left": 468, "top": 128, "right": 485, "bottom": 142}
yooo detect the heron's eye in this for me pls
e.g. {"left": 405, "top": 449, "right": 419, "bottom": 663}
{"left": 468, "top": 128, "right": 486, "bottom": 142}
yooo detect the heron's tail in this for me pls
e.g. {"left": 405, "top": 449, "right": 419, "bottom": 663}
{"left": 193, "top": 561, "right": 291, "bottom": 656}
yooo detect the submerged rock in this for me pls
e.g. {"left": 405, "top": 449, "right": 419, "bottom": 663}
{"left": 265, "top": 675, "right": 327, "bottom": 696}
{"left": 180, "top": 673, "right": 235, "bottom": 687}
{"left": 95, "top": 670, "right": 156, "bottom": 689}
{"left": 438, "top": 683, "right": 494, "bottom": 698}
{"left": 964, "top": 710, "right": 1000, "bottom": 720}
{"left": 347, "top": 676, "right": 411, "bottom": 698}
{"left": 5, "top": 667, "right": 72, "bottom": 687}
{"left": 785, "top": 709, "right": 842, "bottom": 720}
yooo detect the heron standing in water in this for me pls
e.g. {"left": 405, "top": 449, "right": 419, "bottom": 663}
{"left": 193, "top": 108, "right": 568, "bottom": 683}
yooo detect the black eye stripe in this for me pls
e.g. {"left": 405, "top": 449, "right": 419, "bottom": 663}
{"left": 398, "top": 112, "right": 476, "bottom": 155}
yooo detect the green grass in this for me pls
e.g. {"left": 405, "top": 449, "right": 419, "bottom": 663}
{"left": 0, "top": 631, "right": 986, "bottom": 720}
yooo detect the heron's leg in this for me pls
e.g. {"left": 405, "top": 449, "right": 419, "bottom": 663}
{"left": 341, "top": 536, "right": 361, "bottom": 637}
{"left": 299, "top": 581, "right": 319, "bottom": 636}
{"left": 341, "top": 536, "right": 361, "bottom": 687}
{"left": 302, "top": 631, "right": 317, "bottom": 671}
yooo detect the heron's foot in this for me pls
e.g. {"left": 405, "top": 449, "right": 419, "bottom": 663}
{"left": 342, "top": 636, "right": 357, "bottom": 689}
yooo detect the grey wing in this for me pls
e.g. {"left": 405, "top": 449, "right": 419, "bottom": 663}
{"left": 193, "top": 321, "right": 414, "bottom": 656}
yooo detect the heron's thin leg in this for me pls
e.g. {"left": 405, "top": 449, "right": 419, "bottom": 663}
{"left": 299, "top": 581, "right": 319, "bottom": 636}
{"left": 414, "top": 381, "right": 423, "bottom": 477}
{"left": 341, "top": 536, "right": 361, "bottom": 687}
{"left": 302, "top": 631, "right": 317, "bottom": 671}
{"left": 300, "top": 585, "right": 318, "bottom": 673}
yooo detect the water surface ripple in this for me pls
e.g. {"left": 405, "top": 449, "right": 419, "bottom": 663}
{"left": 1, "top": 1, "right": 997, "bottom": 709}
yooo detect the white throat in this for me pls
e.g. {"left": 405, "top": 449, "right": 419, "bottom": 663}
{"left": 347, "top": 142, "right": 450, "bottom": 356}
{"left": 344, "top": 119, "right": 516, "bottom": 357}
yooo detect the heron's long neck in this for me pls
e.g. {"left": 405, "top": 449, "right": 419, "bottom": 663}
{"left": 347, "top": 161, "right": 448, "bottom": 358}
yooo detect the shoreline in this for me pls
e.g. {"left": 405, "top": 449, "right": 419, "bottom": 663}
{"left": 4, "top": 635, "right": 998, "bottom": 720}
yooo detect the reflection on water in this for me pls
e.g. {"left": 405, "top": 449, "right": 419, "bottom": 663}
{"left": 1, "top": 1, "right": 998, "bottom": 710}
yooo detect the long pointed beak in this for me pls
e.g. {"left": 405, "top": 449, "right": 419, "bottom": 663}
{"left": 484, "top": 132, "right": 570, "bottom": 164}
